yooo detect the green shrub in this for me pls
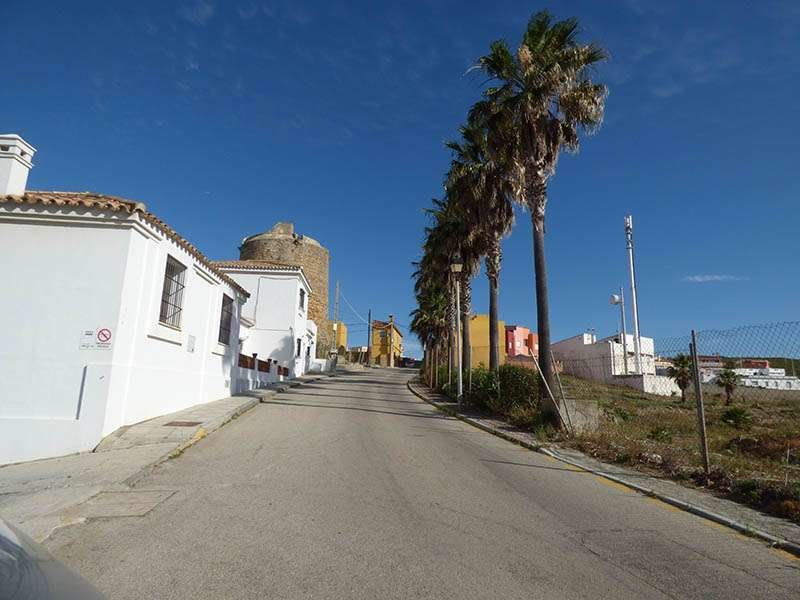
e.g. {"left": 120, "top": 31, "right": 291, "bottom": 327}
{"left": 721, "top": 406, "right": 751, "bottom": 429}
{"left": 465, "top": 366, "right": 498, "bottom": 410}
{"left": 648, "top": 426, "right": 673, "bottom": 443}
{"left": 506, "top": 404, "right": 539, "bottom": 429}
{"left": 497, "top": 364, "right": 540, "bottom": 412}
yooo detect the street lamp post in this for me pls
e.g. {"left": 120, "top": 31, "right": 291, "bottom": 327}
{"left": 451, "top": 253, "right": 463, "bottom": 406}
{"left": 610, "top": 287, "right": 629, "bottom": 375}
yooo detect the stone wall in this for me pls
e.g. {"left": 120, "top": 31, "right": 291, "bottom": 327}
{"left": 239, "top": 223, "right": 331, "bottom": 353}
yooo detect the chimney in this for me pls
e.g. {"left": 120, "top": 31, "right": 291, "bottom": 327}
{"left": 0, "top": 134, "right": 36, "bottom": 196}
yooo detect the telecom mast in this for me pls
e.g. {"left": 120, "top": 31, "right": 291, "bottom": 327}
{"left": 624, "top": 216, "right": 642, "bottom": 373}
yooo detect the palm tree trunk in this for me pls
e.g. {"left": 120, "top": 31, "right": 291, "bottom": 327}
{"left": 532, "top": 210, "right": 559, "bottom": 422}
{"left": 486, "top": 237, "right": 502, "bottom": 373}
{"left": 461, "top": 272, "right": 472, "bottom": 391}
{"left": 448, "top": 281, "right": 455, "bottom": 389}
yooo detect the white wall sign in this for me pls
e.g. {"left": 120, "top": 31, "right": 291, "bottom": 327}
{"left": 79, "top": 328, "right": 113, "bottom": 350}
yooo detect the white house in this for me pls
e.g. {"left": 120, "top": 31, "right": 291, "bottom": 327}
{"left": 214, "top": 260, "right": 319, "bottom": 380}
{"left": 552, "top": 332, "right": 681, "bottom": 396}
{"left": 0, "top": 134, "right": 251, "bottom": 464}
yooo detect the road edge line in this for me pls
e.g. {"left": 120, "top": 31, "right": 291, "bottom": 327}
{"left": 406, "top": 379, "right": 800, "bottom": 558}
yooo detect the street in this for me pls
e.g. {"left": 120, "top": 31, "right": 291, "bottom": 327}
{"left": 48, "top": 368, "right": 799, "bottom": 599}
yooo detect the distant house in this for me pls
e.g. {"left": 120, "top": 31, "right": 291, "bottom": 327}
{"left": 370, "top": 319, "right": 403, "bottom": 367}
{"left": 0, "top": 134, "right": 250, "bottom": 464}
{"left": 214, "top": 260, "right": 319, "bottom": 380}
{"left": 505, "top": 324, "right": 538, "bottom": 358}
{"left": 467, "top": 314, "right": 506, "bottom": 369}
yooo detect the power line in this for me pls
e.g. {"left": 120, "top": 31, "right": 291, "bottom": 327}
{"left": 340, "top": 290, "right": 368, "bottom": 324}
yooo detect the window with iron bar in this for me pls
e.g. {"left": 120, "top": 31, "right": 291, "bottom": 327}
{"left": 159, "top": 256, "right": 187, "bottom": 328}
{"left": 218, "top": 294, "right": 233, "bottom": 344}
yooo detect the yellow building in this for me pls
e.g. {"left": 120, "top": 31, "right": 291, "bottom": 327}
{"left": 328, "top": 321, "right": 348, "bottom": 354}
{"left": 370, "top": 318, "right": 403, "bottom": 367}
{"left": 468, "top": 314, "right": 506, "bottom": 369}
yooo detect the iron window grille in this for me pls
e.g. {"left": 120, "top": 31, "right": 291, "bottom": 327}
{"left": 218, "top": 294, "right": 233, "bottom": 344}
{"left": 159, "top": 256, "right": 187, "bottom": 328}
{"left": 296, "top": 338, "right": 302, "bottom": 357}
{"left": 299, "top": 289, "right": 305, "bottom": 309}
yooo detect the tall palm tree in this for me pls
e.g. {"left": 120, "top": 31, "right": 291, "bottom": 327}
{"left": 473, "top": 10, "right": 608, "bottom": 421}
{"left": 418, "top": 197, "right": 477, "bottom": 393}
{"left": 668, "top": 354, "right": 694, "bottom": 403}
{"left": 446, "top": 121, "right": 514, "bottom": 375}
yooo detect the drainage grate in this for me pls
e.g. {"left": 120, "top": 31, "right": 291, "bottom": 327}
{"left": 164, "top": 420, "right": 202, "bottom": 427}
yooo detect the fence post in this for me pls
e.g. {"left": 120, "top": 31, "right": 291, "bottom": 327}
{"left": 689, "top": 330, "right": 711, "bottom": 480}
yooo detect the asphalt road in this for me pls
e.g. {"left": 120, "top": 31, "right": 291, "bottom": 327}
{"left": 50, "top": 368, "right": 800, "bottom": 599}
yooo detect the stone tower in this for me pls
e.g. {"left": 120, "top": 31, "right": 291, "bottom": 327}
{"left": 239, "top": 223, "right": 331, "bottom": 350}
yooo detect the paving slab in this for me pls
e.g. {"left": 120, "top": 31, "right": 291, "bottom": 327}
{"left": 0, "top": 395, "right": 258, "bottom": 542}
{"left": 66, "top": 490, "right": 176, "bottom": 518}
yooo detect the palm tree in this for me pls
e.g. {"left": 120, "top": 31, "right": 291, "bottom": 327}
{"left": 446, "top": 121, "right": 514, "bottom": 374}
{"left": 715, "top": 368, "right": 740, "bottom": 406}
{"left": 472, "top": 10, "right": 608, "bottom": 421}
{"left": 410, "top": 286, "right": 447, "bottom": 387}
{"left": 416, "top": 197, "right": 477, "bottom": 393}
{"left": 668, "top": 354, "right": 694, "bottom": 402}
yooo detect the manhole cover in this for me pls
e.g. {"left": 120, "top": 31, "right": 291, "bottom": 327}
{"left": 164, "top": 420, "right": 202, "bottom": 427}
{"left": 72, "top": 490, "right": 176, "bottom": 518}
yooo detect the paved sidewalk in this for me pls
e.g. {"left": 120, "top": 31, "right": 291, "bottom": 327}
{"left": 407, "top": 380, "right": 800, "bottom": 556}
{"left": 0, "top": 373, "right": 329, "bottom": 542}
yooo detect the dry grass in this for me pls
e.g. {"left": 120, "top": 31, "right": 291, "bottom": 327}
{"left": 554, "top": 376, "right": 800, "bottom": 523}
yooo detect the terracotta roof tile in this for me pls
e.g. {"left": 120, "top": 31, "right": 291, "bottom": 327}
{"left": 2, "top": 191, "right": 249, "bottom": 298}
{"left": 212, "top": 259, "right": 302, "bottom": 272}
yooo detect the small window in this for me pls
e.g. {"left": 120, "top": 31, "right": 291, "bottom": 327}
{"left": 218, "top": 294, "right": 233, "bottom": 345}
{"left": 159, "top": 256, "right": 187, "bottom": 328}
{"left": 296, "top": 338, "right": 302, "bottom": 357}
{"left": 299, "top": 289, "right": 306, "bottom": 309}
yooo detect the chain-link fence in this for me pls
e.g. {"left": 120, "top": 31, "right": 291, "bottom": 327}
{"left": 547, "top": 321, "right": 800, "bottom": 521}
{"left": 553, "top": 322, "right": 800, "bottom": 404}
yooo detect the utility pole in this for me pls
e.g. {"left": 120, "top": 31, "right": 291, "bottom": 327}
{"left": 388, "top": 314, "right": 395, "bottom": 368}
{"left": 624, "top": 215, "right": 642, "bottom": 374}
{"left": 333, "top": 281, "right": 340, "bottom": 322}
{"left": 366, "top": 308, "right": 372, "bottom": 365}
{"left": 331, "top": 280, "right": 341, "bottom": 356}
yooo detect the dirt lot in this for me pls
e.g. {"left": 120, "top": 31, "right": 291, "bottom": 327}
{"left": 556, "top": 376, "right": 800, "bottom": 523}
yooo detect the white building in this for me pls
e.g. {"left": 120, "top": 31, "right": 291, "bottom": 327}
{"left": 552, "top": 332, "right": 681, "bottom": 396}
{"left": 0, "top": 134, "right": 256, "bottom": 464}
{"left": 702, "top": 367, "right": 800, "bottom": 391}
{"left": 214, "top": 260, "right": 319, "bottom": 379}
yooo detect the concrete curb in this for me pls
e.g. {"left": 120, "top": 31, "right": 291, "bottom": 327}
{"left": 406, "top": 380, "right": 800, "bottom": 558}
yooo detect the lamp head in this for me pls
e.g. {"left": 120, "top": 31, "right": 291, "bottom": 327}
{"left": 450, "top": 252, "right": 463, "bottom": 273}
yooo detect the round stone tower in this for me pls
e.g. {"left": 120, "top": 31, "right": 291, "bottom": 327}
{"left": 239, "top": 223, "right": 330, "bottom": 351}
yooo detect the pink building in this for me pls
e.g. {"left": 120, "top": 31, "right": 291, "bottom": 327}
{"left": 505, "top": 325, "right": 539, "bottom": 358}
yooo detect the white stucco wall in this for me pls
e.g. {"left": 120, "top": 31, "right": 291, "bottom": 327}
{"left": 0, "top": 203, "right": 245, "bottom": 464}
{"left": 220, "top": 268, "right": 315, "bottom": 379}
{"left": 552, "top": 332, "right": 675, "bottom": 396}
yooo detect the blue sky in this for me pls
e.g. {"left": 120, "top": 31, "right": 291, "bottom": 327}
{"left": 3, "top": 0, "right": 798, "bottom": 357}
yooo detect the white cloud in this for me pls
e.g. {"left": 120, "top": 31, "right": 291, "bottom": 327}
{"left": 179, "top": 1, "right": 215, "bottom": 26}
{"left": 682, "top": 274, "right": 749, "bottom": 283}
